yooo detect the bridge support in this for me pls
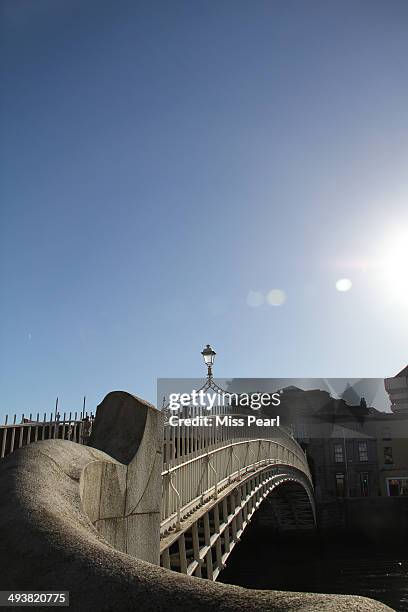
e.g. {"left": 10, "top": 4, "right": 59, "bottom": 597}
{"left": 160, "top": 465, "right": 315, "bottom": 580}
{"left": 81, "top": 391, "right": 164, "bottom": 565}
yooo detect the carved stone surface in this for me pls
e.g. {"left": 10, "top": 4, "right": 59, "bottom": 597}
{"left": 90, "top": 391, "right": 156, "bottom": 464}
{"left": 85, "top": 391, "right": 163, "bottom": 564}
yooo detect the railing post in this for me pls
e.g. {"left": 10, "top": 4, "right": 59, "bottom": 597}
{"left": 169, "top": 472, "right": 181, "bottom": 530}
{"left": 208, "top": 455, "right": 218, "bottom": 500}
{"left": 1, "top": 428, "right": 7, "bottom": 459}
{"left": 244, "top": 441, "right": 249, "bottom": 474}
{"left": 228, "top": 445, "right": 233, "bottom": 483}
{"left": 163, "top": 471, "right": 171, "bottom": 519}
{"left": 248, "top": 442, "right": 256, "bottom": 470}
{"left": 232, "top": 445, "right": 241, "bottom": 481}
{"left": 10, "top": 426, "right": 16, "bottom": 454}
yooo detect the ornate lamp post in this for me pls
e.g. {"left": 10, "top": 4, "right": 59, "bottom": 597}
{"left": 201, "top": 344, "right": 216, "bottom": 379}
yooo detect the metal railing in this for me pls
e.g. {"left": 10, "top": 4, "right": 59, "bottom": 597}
{"left": 160, "top": 465, "right": 315, "bottom": 579}
{"left": 162, "top": 403, "right": 297, "bottom": 463}
{"left": 0, "top": 412, "right": 92, "bottom": 460}
{"left": 160, "top": 405, "right": 311, "bottom": 534}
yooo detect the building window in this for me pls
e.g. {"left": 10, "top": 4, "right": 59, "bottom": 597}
{"left": 334, "top": 443, "right": 344, "bottom": 463}
{"left": 384, "top": 447, "right": 393, "bottom": 464}
{"left": 360, "top": 472, "right": 369, "bottom": 497}
{"left": 387, "top": 478, "right": 408, "bottom": 496}
{"left": 335, "top": 473, "right": 345, "bottom": 497}
{"left": 358, "top": 441, "right": 368, "bottom": 462}
{"left": 382, "top": 427, "right": 391, "bottom": 441}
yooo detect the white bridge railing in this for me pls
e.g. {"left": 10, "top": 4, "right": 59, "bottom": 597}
{"left": 160, "top": 407, "right": 311, "bottom": 535}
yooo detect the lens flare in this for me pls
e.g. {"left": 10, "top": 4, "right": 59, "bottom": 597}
{"left": 336, "top": 278, "right": 352, "bottom": 292}
{"left": 266, "top": 289, "right": 286, "bottom": 306}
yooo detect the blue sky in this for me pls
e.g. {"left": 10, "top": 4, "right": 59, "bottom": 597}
{"left": 1, "top": 0, "right": 408, "bottom": 421}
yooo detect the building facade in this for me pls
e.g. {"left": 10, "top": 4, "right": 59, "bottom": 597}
{"left": 272, "top": 387, "right": 382, "bottom": 501}
{"left": 384, "top": 365, "right": 408, "bottom": 414}
{"left": 377, "top": 367, "right": 408, "bottom": 496}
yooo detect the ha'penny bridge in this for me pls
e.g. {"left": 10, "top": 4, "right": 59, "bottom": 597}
{"left": 0, "top": 394, "right": 314, "bottom": 581}
{"left": 0, "top": 346, "right": 315, "bottom": 584}
{"left": 159, "top": 432, "right": 314, "bottom": 579}
{"left": 0, "top": 348, "right": 393, "bottom": 611}
{"left": 159, "top": 346, "right": 314, "bottom": 578}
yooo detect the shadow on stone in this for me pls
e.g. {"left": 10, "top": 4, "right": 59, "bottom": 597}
{"left": 90, "top": 391, "right": 155, "bottom": 464}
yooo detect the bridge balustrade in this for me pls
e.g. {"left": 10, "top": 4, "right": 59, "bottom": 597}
{"left": 0, "top": 413, "right": 90, "bottom": 459}
{"left": 160, "top": 405, "right": 311, "bottom": 535}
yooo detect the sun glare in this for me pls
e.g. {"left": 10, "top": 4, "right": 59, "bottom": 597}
{"left": 377, "top": 230, "right": 408, "bottom": 302}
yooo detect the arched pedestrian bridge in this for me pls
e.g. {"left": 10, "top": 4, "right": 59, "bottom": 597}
{"left": 0, "top": 391, "right": 392, "bottom": 612}
{"left": 159, "top": 407, "right": 315, "bottom": 579}
{"left": 79, "top": 391, "right": 315, "bottom": 579}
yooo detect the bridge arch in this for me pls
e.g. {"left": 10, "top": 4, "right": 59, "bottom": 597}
{"left": 256, "top": 478, "right": 316, "bottom": 533}
{"left": 160, "top": 462, "right": 315, "bottom": 580}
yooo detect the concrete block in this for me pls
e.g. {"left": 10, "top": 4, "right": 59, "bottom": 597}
{"left": 80, "top": 461, "right": 104, "bottom": 523}
{"left": 87, "top": 390, "right": 164, "bottom": 564}
{"left": 126, "top": 408, "right": 163, "bottom": 515}
{"left": 127, "top": 451, "right": 163, "bottom": 516}
{"left": 126, "top": 513, "right": 161, "bottom": 565}
{"left": 95, "top": 517, "right": 127, "bottom": 553}
{"left": 90, "top": 391, "right": 154, "bottom": 464}
{"left": 99, "top": 462, "right": 127, "bottom": 520}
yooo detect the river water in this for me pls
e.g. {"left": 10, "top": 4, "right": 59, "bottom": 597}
{"left": 218, "top": 524, "right": 408, "bottom": 611}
